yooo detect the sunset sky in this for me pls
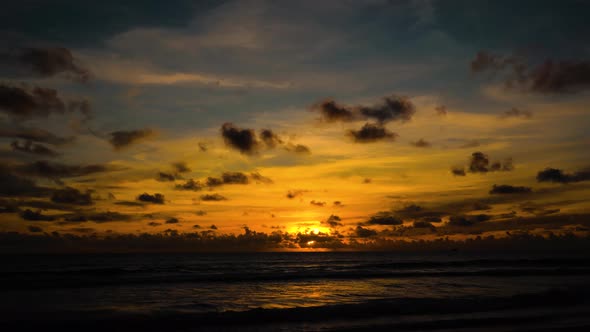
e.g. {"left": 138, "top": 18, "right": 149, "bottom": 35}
{"left": 1, "top": 0, "right": 589, "bottom": 251}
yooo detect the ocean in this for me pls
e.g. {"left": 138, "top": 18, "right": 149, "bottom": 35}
{"left": 1, "top": 252, "right": 589, "bottom": 331}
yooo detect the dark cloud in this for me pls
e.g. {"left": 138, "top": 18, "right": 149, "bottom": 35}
{"left": 62, "top": 211, "right": 132, "bottom": 223}
{"left": 520, "top": 202, "right": 560, "bottom": 216}
{"left": 222, "top": 172, "right": 249, "bottom": 184}
{"left": 12, "top": 160, "right": 113, "bottom": 179}
{"left": 171, "top": 162, "right": 190, "bottom": 173}
{"left": 333, "top": 201, "right": 343, "bottom": 207}
{"left": 285, "top": 143, "right": 311, "bottom": 154}
{"left": 147, "top": 222, "right": 161, "bottom": 227}
{"left": 200, "top": 193, "right": 227, "bottom": 201}
{"left": 451, "top": 167, "right": 466, "bottom": 176}
{"left": 411, "top": 138, "right": 431, "bottom": 148}
{"left": 165, "top": 217, "right": 179, "bottom": 224}
{"left": 355, "top": 226, "right": 377, "bottom": 238}
{"left": 536, "top": 167, "right": 590, "bottom": 184}
{"left": 412, "top": 220, "right": 435, "bottom": 229}
{"left": 499, "top": 108, "right": 532, "bottom": 119}
{"left": 323, "top": 214, "right": 343, "bottom": 228}
{"left": 205, "top": 177, "right": 224, "bottom": 187}
{"left": 137, "top": 193, "right": 165, "bottom": 204}
{"left": 259, "top": 129, "right": 283, "bottom": 148}
{"left": 0, "top": 171, "right": 48, "bottom": 196}
{"left": 364, "top": 212, "right": 403, "bottom": 225}
{"left": 313, "top": 95, "right": 415, "bottom": 124}
{"left": 221, "top": 123, "right": 259, "bottom": 155}
{"left": 0, "top": 122, "right": 74, "bottom": 145}
{"left": 1, "top": 47, "right": 90, "bottom": 82}
{"left": 0, "top": 84, "right": 65, "bottom": 119}
{"left": 489, "top": 184, "right": 532, "bottom": 195}
{"left": 435, "top": 105, "right": 447, "bottom": 116}
{"left": 250, "top": 172, "right": 273, "bottom": 184}
{"left": 286, "top": 190, "right": 306, "bottom": 199}
{"left": 51, "top": 187, "right": 92, "bottom": 205}
{"left": 310, "top": 200, "right": 326, "bottom": 207}
{"left": 195, "top": 210, "right": 207, "bottom": 216}
{"left": 210, "top": 224, "right": 218, "bottom": 230}
{"left": 10, "top": 140, "right": 59, "bottom": 157}
{"left": 175, "top": 179, "right": 203, "bottom": 191}
{"left": 471, "top": 51, "right": 590, "bottom": 94}
{"left": 348, "top": 123, "right": 397, "bottom": 143}
{"left": 467, "top": 152, "right": 513, "bottom": 173}
{"left": 157, "top": 172, "right": 176, "bottom": 182}
{"left": 20, "top": 209, "right": 55, "bottom": 221}
{"left": 448, "top": 214, "right": 491, "bottom": 226}
{"left": 109, "top": 129, "right": 156, "bottom": 150}
{"left": 27, "top": 225, "right": 43, "bottom": 233}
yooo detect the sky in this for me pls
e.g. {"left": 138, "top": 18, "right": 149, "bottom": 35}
{"left": 0, "top": 0, "right": 589, "bottom": 252}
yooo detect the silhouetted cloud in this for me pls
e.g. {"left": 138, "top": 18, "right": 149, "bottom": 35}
{"left": 165, "top": 217, "right": 179, "bottom": 224}
{"left": 20, "top": 209, "right": 55, "bottom": 221}
{"left": 413, "top": 220, "right": 435, "bottom": 229}
{"left": 348, "top": 123, "right": 397, "bottom": 143}
{"left": 156, "top": 172, "right": 176, "bottom": 182}
{"left": 250, "top": 172, "right": 273, "bottom": 184}
{"left": 27, "top": 225, "right": 43, "bottom": 233}
{"left": 10, "top": 140, "right": 59, "bottom": 157}
{"left": 137, "top": 193, "right": 165, "bottom": 204}
{"left": 195, "top": 210, "right": 207, "bottom": 216}
{"left": 147, "top": 222, "right": 161, "bottom": 227}
{"left": 0, "top": 84, "right": 65, "bottom": 119}
{"left": 0, "top": 122, "right": 74, "bottom": 145}
{"left": 0, "top": 171, "right": 49, "bottom": 196}
{"left": 499, "top": 107, "right": 532, "bottom": 119}
{"left": 536, "top": 167, "right": 590, "bottom": 184}
{"left": 286, "top": 190, "right": 306, "bottom": 199}
{"left": 448, "top": 214, "right": 491, "bottom": 226}
{"left": 520, "top": 202, "right": 560, "bottom": 216}
{"left": 471, "top": 51, "right": 590, "bottom": 94}
{"left": 51, "top": 187, "right": 92, "bottom": 205}
{"left": 411, "top": 138, "right": 431, "bottom": 148}
{"left": 435, "top": 105, "right": 447, "bottom": 116}
{"left": 1, "top": 47, "right": 90, "bottom": 82}
{"left": 323, "top": 214, "right": 343, "bottom": 227}
{"left": 355, "top": 226, "right": 377, "bottom": 237}
{"left": 175, "top": 179, "right": 203, "bottom": 191}
{"left": 285, "top": 143, "right": 311, "bottom": 154}
{"left": 172, "top": 162, "right": 190, "bottom": 173}
{"left": 313, "top": 95, "right": 415, "bottom": 124}
{"left": 451, "top": 167, "right": 466, "bottom": 176}
{"left": 489, "top": 184, "right": 532, "bottom": 195}
{"left": 222, "top": 172, "right": 249, "bottom": 184}
{"left": 221, "top": 122, "right": 259, "bottom": 155}
{"left": 109, "top": 129, "right": 156, "bottom": 150}
{"left": 310, "top": 200, "right": 326, "bottom": 207}
{"left": 210, "top": 224, "right": 218, "bottom": 230}
{"left": 466, "top": 152, "right": 513, "bottom": 173}
{"left": 200, "top": 193, "right": 227, "bottom": 201}
{"left": 364, "top": 212, "right": 403, "bottom": 225}
{"left": 259, "top": 129, "right": 283, "bottom": 148}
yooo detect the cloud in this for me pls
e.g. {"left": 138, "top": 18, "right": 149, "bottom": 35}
{"left": 200, "top": 193, "right": 227, "bottom": 201}
{"left": 471, "top": 51, "right": 590, "bottom": 94}
{"left": 286, "top": 190, "right": 306, "bottom": 199}
{"left": 0, "top": 171, "right": 49, "bottom": 197}
{"left": 1, "top": 47, "right": 90, "bottom": 82}
{"left": 12, "top": 160, "right": 113, "bottom": 179}
{"left": 536, "top": 167, "right": 590, "bottom": 184}
{"left": 171, "top": 161, "right": 190, "bottom": 173}
{"left": 435, "top": 105, "right": 447, "bottom": 116}
{"left": 0, "top": 122, "right": 74, "bottom": 145}
{"left": 157, "top": 172, "right": 176, "bottom": 182}
{"left": 147, "top": 222, "right": 161, "bottom": 227}
{"left": 499, "top": 107, "right": 532, "bottom": 119}
{"left": 259, "top": 129, "right": 283, "bottom": 148}
{"left": 137, "top": 193, "right": 165, "bottom": 204}
{"left": 10, "top": 140, "right": 59, "bottom": 157}
{"left": 323, "top": 214, "right": 343, "bottom": 227}
{"left": 466, "top": 152, "right": 513, "bottom": 173}
{"left": 348, "top": 123, "right": 398, "bottom": 143}
{"left": 313, "top": 95, "right": 415, "bottom": 124}
{"left": 195, "top": 210, "right": 207, "bottom": 216}
{"left": 222, "top": 172, "right": 249, "bottom": 184}
{"left": 250, "top": 172, "right": 273, "bottom": 184}
{"left": 364, "top": 211, "right": 403, "bottom": 225}
{"left": 448, "top": 214, "right": 491, "bottom": 226}
{"left": 0, "top": 84, "right": 65, "bottom": 119}
{"left": 355, "top": 226, "right": 377, "bottom": 238}
{"left": 310, "top": 200, "right": 326, "bottom": 207}
{"left": 175, "top": 179, "right": 203, "bottom": 191}
{"left": 451, "top": 167, "right": 466, "bottom": 176}
{"left": 285, "top": 143, "right": 311, "bottom": 154}
{"left": 489, "top": 184, "right": 532, "bottom": 195}
{"left": 27, "top": 225, "right": 43, "bottom": 233}
{"left": 410, "top": 138, "right": 431, "bottom": 148}
{"left": 51, "top": 187, "right": 93, "bottom": 205}
{"left": 165, "top": 217, "right": 179, "bottom": 224}
{"left": 206, "top": 177, "right": 224, "bottom": 187}
{"left": 20, "top": 209, "right": 55, "bottom": 221}
{"left": 109, "top": 129, "right": 156, "bottom": 150}
{"left": 412, "top": 220, "right": 435, "bottom": 229}
{"left": 220, "top": 122, "right": 259, "bottom": 155}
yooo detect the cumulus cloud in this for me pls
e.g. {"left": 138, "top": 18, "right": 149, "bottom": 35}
{"left": 259, "top": 129, "right": 283, "bottom": 148}
{"left": 348, "top": 123, "right": 397, "bottom": 143}
{"left": 200, "top": 193, "right": 227, "bottom": 201}
{"left": 51, "top": 187, "right": 92, "bottom": 205}
{"left": 489, "top": 184, "right": 532, "bottom": 195}
{"left": 221, "top": 122, "right": 259, "bottom": 155}
{"left": 222, "top": 172, "right": 249, "bottom": 184}
{"left": 323, "top": 214, "right": 343, "bottom": 227}
{"left": 355, "top": 226, "right": 377, "bottom": 238}
{"left": 313, "top": 95, "right": 415, "bottom": 124}
{"left": 175, "top": 179, "right": 203, "bottom": 191}
{"left": 109, "top": 129, "right": 156, "bottom": 150}
{"left": 137, "top": 193, "right": 165, "bottom": 204}
{"left": 448, "top": 214, "right": 491, "bottom": 226}
{"left": 451, "top": 167, "right": 466, "bottom": 176}
{"left": 157, "top": 172, "right": 176, "bottom": 182}
{"left": 462, "top": 152, "right": 513, "bottom": 174}
{"left": 10, "top": 140, "right": 59, "bottom": 157}
{"left": 536, "top": 167, "right": 590, "bottom": 184}
{"left": 165, "top": 217, "right": 180, "bottom": 224}
{"left": 364, "top": 211, "right": 403, "bottom": 225}
{"left": 172, "top": 162, "right": 191, "bottom": 173}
